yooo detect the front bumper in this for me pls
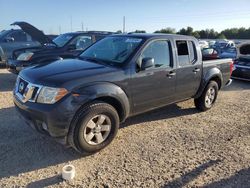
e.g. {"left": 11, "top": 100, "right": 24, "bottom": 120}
{"left": 13, "top": 93, "right": 78, "bottom": 143}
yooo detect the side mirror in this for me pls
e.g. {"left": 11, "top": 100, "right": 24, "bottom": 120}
{"left": 67, "top": 44, "right": 76, "bottom": 50}
{"left": 141, "top": 57, "right": 155, "bottom": 71}
{"left": 5, "top": 37, "right": 14, "bottom": 42}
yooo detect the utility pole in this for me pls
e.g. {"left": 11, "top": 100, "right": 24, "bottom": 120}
{"left": 81, "top": 21, "right": 84, "bottom": 31}
{"left": 123, "top": 16, "right": 125, "bottom": 33}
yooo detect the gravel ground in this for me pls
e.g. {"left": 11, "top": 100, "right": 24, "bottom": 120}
{"left": 0, "top": 68, "right": 249, "bottom": 188}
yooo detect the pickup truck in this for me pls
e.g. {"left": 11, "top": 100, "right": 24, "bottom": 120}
{"left": 13, "top": 34, "right": 233, "bottom": 153}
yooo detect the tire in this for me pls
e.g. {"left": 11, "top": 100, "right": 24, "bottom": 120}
{"left": 68, "top": 101, "right": 119, "bottom": 153}
{"left": 194, "top": 81, "right": 219, "bottom": 111}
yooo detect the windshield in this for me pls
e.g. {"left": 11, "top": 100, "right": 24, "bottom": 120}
{"left": 80, "top": 36, "right": 143, "bottom": 65}
{"left": 53, "top": 33, "right": 74, "bottom": 47}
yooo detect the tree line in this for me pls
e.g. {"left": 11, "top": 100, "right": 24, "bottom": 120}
{"left": 132, "top": 27, "right": 250, "bottom": 39}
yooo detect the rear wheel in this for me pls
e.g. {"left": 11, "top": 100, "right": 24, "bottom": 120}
{"left": 194, "top": 81, "right": 219, "bottom": 111}
{"left": 68, "top": 101, "right": 119, "bottom": 153}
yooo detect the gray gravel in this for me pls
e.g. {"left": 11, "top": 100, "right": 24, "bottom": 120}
{"left": 0, "top": 68, "right": 249, "bottom": 188}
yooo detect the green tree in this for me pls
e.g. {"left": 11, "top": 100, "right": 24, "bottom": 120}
{"left": 133, "top": 30, "right": 146, "bottom": 33}
{"left": 192, "top": 31, "right": 200, "bottom": 39}
{"left": 217, "top": 33, "right": 226, "bottom": 39}
{"left": 154, "top": 27, "right": 176, "bottom": 34}
{"left": 177, "top": 27, "right": 196, "bottom": 36}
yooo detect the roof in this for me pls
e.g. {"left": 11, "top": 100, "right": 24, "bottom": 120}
{"left": 109, "top": 33, "right": 197, "bottom": 40}
{"left": 63, "top": 31, "right": 114, "bottom": 36}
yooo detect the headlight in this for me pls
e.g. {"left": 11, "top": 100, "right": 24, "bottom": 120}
{"left": 17, "top": 52, "right": 34, "bottom": 61}
{"left": 37, "top": 87, "right": 68, "bottom": 104}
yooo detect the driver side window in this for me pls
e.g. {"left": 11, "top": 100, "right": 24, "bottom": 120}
{"left": 137, "top": 40, "right": 171, "bottom": 70}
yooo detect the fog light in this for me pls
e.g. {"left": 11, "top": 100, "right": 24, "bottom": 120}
{"left": 42, "top": 122, "right": 48, "bottom": 130}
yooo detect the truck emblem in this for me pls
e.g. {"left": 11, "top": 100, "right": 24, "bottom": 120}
{"left": 19, "top": 82, "right": 25, "bottom": 93}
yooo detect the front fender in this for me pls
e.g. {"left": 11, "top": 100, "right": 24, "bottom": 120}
{"left": 194, "top": 67, "right": 222, "bottom": 98}
{"left": 72, "top": 82, "right": 130, "bottom": 121}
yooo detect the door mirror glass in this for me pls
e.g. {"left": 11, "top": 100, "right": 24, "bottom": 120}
{"left": 141, "top": 57, "right": 155, "bottom": 71}
{"left": 5, "top": 37, "right": 14, "bottom": 42}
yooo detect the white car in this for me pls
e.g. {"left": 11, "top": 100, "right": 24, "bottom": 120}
{"left": 199, "top": 40, "right": 209, "bottom": 49}
{"left": 209, "top": 40, "right": 216, "bottom": 47}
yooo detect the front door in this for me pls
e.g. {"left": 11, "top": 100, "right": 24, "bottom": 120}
{"left": 130, "top": 39, "right": 176, "bottom": 114}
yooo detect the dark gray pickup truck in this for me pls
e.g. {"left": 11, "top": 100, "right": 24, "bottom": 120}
{"left": 13, "top": 34, "right": 233, "bottom": 153}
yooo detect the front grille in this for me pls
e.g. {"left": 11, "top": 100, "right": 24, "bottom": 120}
{"left": 14, "top": 76, "right": 42, "bottom": 103}
{"left": 18, "top": 78, "right": 28, "bottom": 95}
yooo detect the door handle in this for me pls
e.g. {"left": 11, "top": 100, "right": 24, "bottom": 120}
{"left": 193, "top": 68, "right": 200, "bottom": 73}
{"left": 167, "top": 71, "right": 176, "bottom": 78}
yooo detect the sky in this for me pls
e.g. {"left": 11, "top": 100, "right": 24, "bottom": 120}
{"left": 1, "top": 0, "right": 250, "bottom": 34}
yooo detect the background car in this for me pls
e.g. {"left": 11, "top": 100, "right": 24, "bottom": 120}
{"left": 219, "top": 47, "right": 237, "bottom": 59}
{"left": 232, "top": 42, "right": 250, "bottom": 81}
{"left": 0, "top": 45, "right": 6, "bottom": 66}
{"left": 6, "top": 22, "right": 114, "bottom": 73}
{"left": 213, "top": 40, "right": 235, "bottom": 54}
{"left": 0, "top": 23, "right": 59, "bottom": 67}
{"left": 208, "top": 40, "right": 216, "bottom": 47}
{"left": 0, "top": 28, "right": 41, "bottom": 63}
{"left": 198, "top": 40, "right": 209, "bottom": 49}
{"left": 202, "top": 48, "right": 219, "bottom": 60}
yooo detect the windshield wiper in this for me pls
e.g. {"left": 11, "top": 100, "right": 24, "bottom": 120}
{"left": 79, "top": 56, "right": 106, "bottom": 65}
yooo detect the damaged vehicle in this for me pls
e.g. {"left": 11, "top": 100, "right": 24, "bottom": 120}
{"left": 232, "top": 42, "right": 250, "bottom": 81}
{"left": 0, "top": 27, "right": 41, "bottom": 65}
{"left": 6, "top": 22, "right": 113, "bottom": 73}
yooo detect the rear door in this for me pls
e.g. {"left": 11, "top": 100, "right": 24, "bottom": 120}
{"left": 130, "top": 39, "right": 176, "bottom": 114}
{"left": 175, "top": 40, "right": 202, "bottom": 100}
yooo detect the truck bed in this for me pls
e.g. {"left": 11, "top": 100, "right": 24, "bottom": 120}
{"left": 203, "top": 58, "right": 233, "bottom": 87}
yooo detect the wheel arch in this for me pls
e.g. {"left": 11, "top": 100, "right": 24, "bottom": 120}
{"left": 194, "top": 67, "right": 223, "bottom": 98}
{"left": 71, "top": 82, "right": 130, "bottom": 123}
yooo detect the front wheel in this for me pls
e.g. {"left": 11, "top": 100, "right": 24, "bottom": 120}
{"left": 194, "top": 81, "right": 219, "bottom": 111}
{"left": 68, "top": 101, "right": 119, "bottom": 153}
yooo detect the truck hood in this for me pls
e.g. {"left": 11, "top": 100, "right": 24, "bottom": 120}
{"left": 19, "top": 59, "right": 118, "bottom": 87}
{"left": 11, "top": 22, "right": 56, "bottom": 46}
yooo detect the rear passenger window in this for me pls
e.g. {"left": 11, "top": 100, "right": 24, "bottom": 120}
{"left": 176, "top": 41, "right": 188, "bottom": 55}
{"left": 188, "top": 41, "right": 197, "bottom": 63}
{"left": 176, "top": 40, "right": 197, "bottom": 66}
